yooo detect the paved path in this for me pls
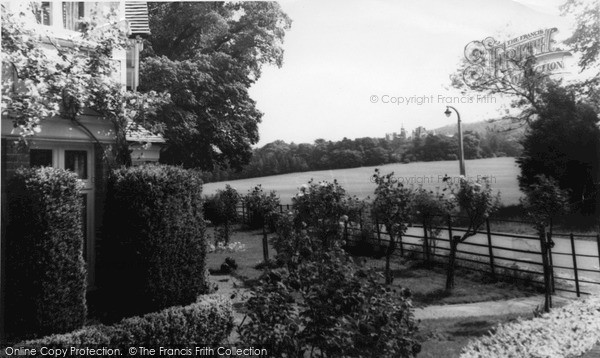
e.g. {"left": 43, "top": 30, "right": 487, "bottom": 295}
{"left": 580, "top": 344, "right": 600, "bottom": 358}
{"left": 210, "top": 275, "right": 250, "bottom": 344}
{"left": 414, "top": 295, "right": 572, "bottom": 320}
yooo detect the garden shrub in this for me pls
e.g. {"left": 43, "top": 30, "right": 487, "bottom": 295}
{"left": 291, "top": 179, "right": 359, "bottom": 250}
{"left": 5, "top": 167, "right": 87, "bottom": 341}
{"left": 102, "top": 165, "right": 207, "bottom": 317}
{"left": 411, "top": 186, "right": 451, "bottom": 263}
{"left": 15, "top": 295, "right": 233, "bottom": 354}
{"left": 239, "top": 248, "right": 421, "bottom": 357}
{"left": 205, "top": 185, "right": 240, "bottom": 244}
{"left": 461, "top": 296, "right": 600, "bottom": 358}
{"left": 371, "top": 169, "right": 414, "bottom": 284}
{"left": 244, "top": 184, "right": 280, "bottom": 230}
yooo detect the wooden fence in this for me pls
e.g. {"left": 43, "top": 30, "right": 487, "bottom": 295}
{"left": 237, "top": 203, "right": 600, "bottom": 297}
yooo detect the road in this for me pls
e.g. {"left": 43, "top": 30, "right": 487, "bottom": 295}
{"left": 396, "top": 226, "right": 600, "bottom": 296}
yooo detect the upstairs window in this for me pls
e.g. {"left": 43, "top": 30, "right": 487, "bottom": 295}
{"left": 34, "top": 2, "right": 52, "bottom": 26}
{"left": 62, "top": 2, "right": 85, "bottom": 31}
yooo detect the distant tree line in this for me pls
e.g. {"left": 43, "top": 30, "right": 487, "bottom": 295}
{"left": 201, "top": 129, "right": 522, "bottom": 182}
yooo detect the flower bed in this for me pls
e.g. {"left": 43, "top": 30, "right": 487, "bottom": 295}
{"left": 461, "top": 296, "right": 600, "bottom": 358}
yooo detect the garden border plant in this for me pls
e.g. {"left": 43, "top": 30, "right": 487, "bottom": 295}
{"left": 460, "top": 296, "right": 600, "bottom": 358}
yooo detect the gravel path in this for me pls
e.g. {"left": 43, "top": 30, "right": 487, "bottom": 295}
{"left": 414, "top": 294, "right": 573, "bottom": 320}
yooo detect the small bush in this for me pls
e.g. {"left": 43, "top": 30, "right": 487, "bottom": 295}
{"left": 204, "top": 185, "right": 240, "bottom": 244}
{"left": 461, "top": 296, "right": 600, "bottom": 358}
{"left": 244, "top": 185, "right": 280, "bottom": 230}
{"left": 16, "top": 295, "right": 233, "bottom": 354}
{"left": 102, "top": 165, "right": 207, "bottom": 317}
{"left": 6, "top": 167, "right": 87, "bottom": 341}
{"left": 239, "top": 248, "right": 421, "bottom": 357}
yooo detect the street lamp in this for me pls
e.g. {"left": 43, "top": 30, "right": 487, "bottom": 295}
{"left": 444, "top": 106, "right": 466, "bottom": 176}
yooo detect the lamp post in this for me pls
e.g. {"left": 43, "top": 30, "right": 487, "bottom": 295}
{"left": 444, "top": 106, "right": 466, "bottom": 176}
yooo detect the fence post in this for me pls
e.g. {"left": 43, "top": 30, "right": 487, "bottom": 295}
{"left": 423, "top": 220, "right": 430, "bottom": 263}
{"left": 596, "top": 234, "right": 600, "bottom": 272}
{"left": 375, "top": 217, "right": 382, "bottom": 245}
{"left": 399, "top": 232, "right": 404, "bottom": 256}
{"left": 447, "top": 215, "right": 453, "bottom": 257}
{"left": 359, "top": 208, "right": 363, "bottom": 231}
{"left": 539, "top": 228, "right": 552, "bottom": 311}
{"left": 344, "top": 220, "right": 348, "bottom": 242}
{"left": 241, "top": 202, "right": 246, "bottom": 225}
{"left": 485, "top": 219, "right": 496, "bottom": 280}
{"left": 262, "top": 219, "right": 269, "bottom": 263}
{"left": 547, "top": 219, "right": 555, "bottom": 294}
{"left": 569, "top": 233, "right": 580, "bottom": 298}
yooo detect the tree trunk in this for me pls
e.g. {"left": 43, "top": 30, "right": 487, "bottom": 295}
{"left": 539, "top": 228, "right": 552, "bottom": 312}
{"left": 262, "top": 219, "right": 269, "bottom": 263}
{"left": 423, "top": 219, "right": 430, "bottom": 264}
{"left": 385, "top": 233, "right": 396, "bottom": 285}
{"left": 445, "top": 238, "right": 459, "bottom": 290}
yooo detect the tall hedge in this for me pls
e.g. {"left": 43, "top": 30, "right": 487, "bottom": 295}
{"left": 6, "top": 167, "right": 87, "bottom": 341}
{"left": 102, "top": 165, "right": 207, "bottom": 316}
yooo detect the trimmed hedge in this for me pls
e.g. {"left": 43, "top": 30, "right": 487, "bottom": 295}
{"left": 102, "top": 165, "right": 207, "bottom": 316}
{"left": 17, "top": 295, "right": 234, "bottom": 354}
{"left": 461, "top": 296, "right": 600, "bottom": 358}
{"left": 6, "top": 167, "right": 87, "bottom": 340}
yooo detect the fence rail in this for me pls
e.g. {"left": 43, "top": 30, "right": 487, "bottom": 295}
{"left": 236, "top": 202, "right": 600, "bottom": 297}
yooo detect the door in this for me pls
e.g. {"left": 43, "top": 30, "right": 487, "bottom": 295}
{"left": 29, "top": 142, "right": 96, "bottom": 287}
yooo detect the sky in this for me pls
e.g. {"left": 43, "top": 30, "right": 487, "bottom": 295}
{"left": 249, "top": 0, "right": 581, "bottom": 146}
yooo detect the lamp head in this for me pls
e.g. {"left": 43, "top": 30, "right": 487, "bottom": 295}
{"left": 444, "top": 107, "right": 452, "bottom": 117}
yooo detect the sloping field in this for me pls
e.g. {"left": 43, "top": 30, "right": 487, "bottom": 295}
{"left": 203, "top": 157, "right": 521, "bottom": 205}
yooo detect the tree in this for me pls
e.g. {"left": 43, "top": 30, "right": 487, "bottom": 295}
{"left": 520, "top": 175, "right": 570, "bottom": 312}
{"left": 212, "top": 185, "right": 241, "bottom": 245}
{"left": 1, "top": 3, "right": 168, "bottom": 166}
{"left": 140, "top": 2, "right": 292, "bottom": 170}
{"left": 245, "top": 185, "right": 281, "bottom": 261}
{"left": 371, "top": 169, "right": 413, "bottom": 284}
{"left": 462, "top": 131, "right": 483, "bottom": 159}
{"left": 451, "top": 41, "right": 555, "bottom": 128}
{"left": 561, "top": 0, "right": 600, "bottom": 110}
{"left": 517, "top": 84, "right": 600, "bottom": 215}
{"left": 411, "top": 187, "right": 452, "bottom": 264}
{"left": 444, "top": 176, "right": 500, "bottom": 290}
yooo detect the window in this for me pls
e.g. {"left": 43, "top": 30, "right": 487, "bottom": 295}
{"left": 63, "top": 2, "right": 85, "bottom": 31}
{"left": 65, "top": 150, "right": 88, "bottom": 179}
{"left": 34, "top": 2, "right": 52, "bottom": 26}
{"left": 30, "top": 149, "right": 53, "bottom": 167}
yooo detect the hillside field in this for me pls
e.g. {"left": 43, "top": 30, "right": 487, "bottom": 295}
{"left": 202, "top": 157, "right": 522, "bottom": 205}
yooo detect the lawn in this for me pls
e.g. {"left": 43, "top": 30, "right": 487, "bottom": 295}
{"left": 206, "top": 228, "right": 541, "bottom": 307}
{"left": 203, "top": 157, "right": 521, "bottom": 205}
